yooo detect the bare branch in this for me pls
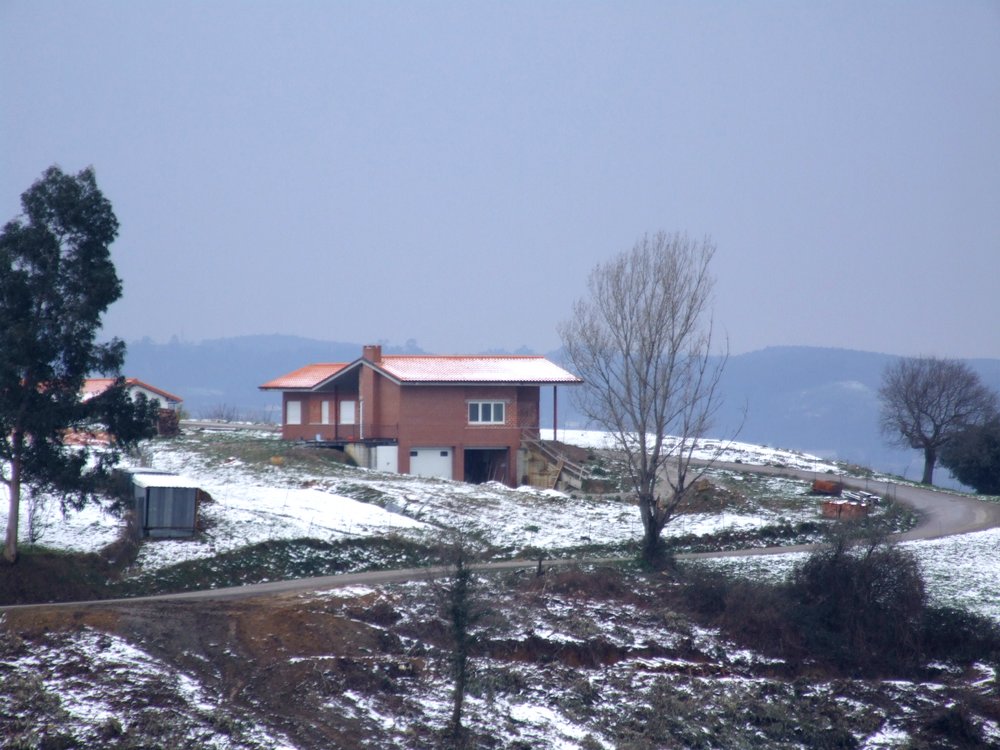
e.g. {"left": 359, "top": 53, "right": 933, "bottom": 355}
{"left": 560, "top": 232, "right": 728, "bottom": 564}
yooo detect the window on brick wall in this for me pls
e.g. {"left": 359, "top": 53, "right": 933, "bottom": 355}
{"left": 286, "top": 400, "right": 302, "bottom": 425}
{"left": 468, "top": 401, "right": 505, "bottom": 424}
{"left": 340, "top": 400, "right": 356, "bottom": 425}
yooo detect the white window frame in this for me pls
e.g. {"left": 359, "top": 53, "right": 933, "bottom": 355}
{"left": 321, "top": 400, "right": 331, "bottom": 425}
{"left": 468, "top": 400, "right": 506, "bottom": 425}
{"left": 286, "top": 399, "right": 302, "bottom": 425}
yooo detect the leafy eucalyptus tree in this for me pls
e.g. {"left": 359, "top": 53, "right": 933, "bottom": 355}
{"left": 560, "top": 232, "right": 726, "bottom": 565}
{"left": 0, "top": 166, "right": 157, "bottom": 563}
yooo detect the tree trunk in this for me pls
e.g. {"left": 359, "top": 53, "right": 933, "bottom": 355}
{"left": 641, "top": 525, "right": 662, "bottom": 565}
{"left": 450, "top": 658, "right": 466, "bottom": 739}
{"left": 449, "top": 557, "right": 471, "bottom": 740}
{"left": 639, "top": 495, "right": 666, "bottom": 566}
{"left": 921, "top": 447, "right": 936, "bottom": 485}
{"left": 3, "top": 455, "right": 21, "bottom": 563}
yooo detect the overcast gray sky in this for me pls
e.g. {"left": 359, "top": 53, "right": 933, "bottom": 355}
{"left": 2, "top": 1, "right": 998, "bottom": 358}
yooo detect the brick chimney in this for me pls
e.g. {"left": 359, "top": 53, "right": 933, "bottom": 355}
{"left": 362, "top": 344, "right": 383, "bottom": 363}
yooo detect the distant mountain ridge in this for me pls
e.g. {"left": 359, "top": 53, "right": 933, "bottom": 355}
{"left": 122, "top": 336, "right": 1000, "bottom": 486}
{"left": 123, "top": 335, "right": 426, "bottom": 422}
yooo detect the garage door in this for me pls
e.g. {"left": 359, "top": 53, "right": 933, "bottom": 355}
{"left": 409, "top": 447, "right": 453, "bottom": 480}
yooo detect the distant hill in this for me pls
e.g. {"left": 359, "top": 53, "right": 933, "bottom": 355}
{"left": 123, "top": 335, "right": 425, "bottom": 422}
{"left": 122, "top": 336, "right": 1000, "bottom": 486}
{"left": 714, "top": 347, "right": 1000, "bottom": 484}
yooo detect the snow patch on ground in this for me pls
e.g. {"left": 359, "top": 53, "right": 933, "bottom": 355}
{"left": 133, "top": 484, "right": 430, "bottom": 571}
{"left": 543, "top": 429, "right": 843, "bottom": 473}
{"left": 3, "top": 430, "right": 1000, "bottom": 625}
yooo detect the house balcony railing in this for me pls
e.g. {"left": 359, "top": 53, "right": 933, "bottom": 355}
{"left": 298, "top": 423, "right": 399, "bottom": 442}
{"left": 296, "top": 422, "right": 544, "bottom": 443}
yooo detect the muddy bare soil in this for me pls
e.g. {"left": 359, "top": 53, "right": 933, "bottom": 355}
{"left": 2, "top": 590, "right": 426, "bottom": 748}
{"left": 3, "top": 566, "right": 999, "bottom": 749}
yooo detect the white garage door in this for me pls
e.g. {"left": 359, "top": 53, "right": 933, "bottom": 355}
{"left": 409, "top": 447, "right": 453, "bottom": 480}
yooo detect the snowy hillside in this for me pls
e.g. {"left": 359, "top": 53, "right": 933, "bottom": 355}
{"left": 3, "top": 428, "right": 998, "bottom": 620}
{"left": 3, "top": 428, "right": 1000, "bottom": 749}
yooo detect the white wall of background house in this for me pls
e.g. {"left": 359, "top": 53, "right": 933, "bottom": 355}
{"left": 375, "top": 445, "right": 398, "bottom": 473}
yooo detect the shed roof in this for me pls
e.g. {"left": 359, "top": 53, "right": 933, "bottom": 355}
{"left": 132, "top": 473, "right": 200, "bottom": 489}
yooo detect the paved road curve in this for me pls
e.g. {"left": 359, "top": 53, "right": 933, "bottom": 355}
{"left": 709, "top": 462, "right": 1000, "bottom": 540}
{"left": 678, "top": 462, "right": 1000, "bottom": 560}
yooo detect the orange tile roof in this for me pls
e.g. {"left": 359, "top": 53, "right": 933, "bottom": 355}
{"left": 82, "top": 378, "right": 117, "bottom": 400}
{"left": 82, "top": 378, "right": 183, "bottom": 404}
{"left": 259, "top": 363, "right": 349, "bottom": 390}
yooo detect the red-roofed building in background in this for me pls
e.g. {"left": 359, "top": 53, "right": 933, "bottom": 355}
{"left": 83, "top": 378, "right": 183, "bottom": 435}
{"left": 260, "top": 345, "right": 582, "bottom": 486}
{"left": 83, "top": 378, "right": 183, "bottom": 410}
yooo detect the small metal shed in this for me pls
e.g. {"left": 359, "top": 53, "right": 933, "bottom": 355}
{"left": 132, "top": 472, "right": 200, "bottom": 538}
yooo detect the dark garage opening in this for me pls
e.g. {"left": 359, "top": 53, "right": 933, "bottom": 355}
{"left": 464, "top": 448, "right": 508, "bottom": 484}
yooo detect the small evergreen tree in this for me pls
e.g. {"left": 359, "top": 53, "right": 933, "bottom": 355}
{"left": 447, "top": 553, "right": 473, "bottom": 740}
{"left": 0, "top": 165, "right": 157, "bottom": 563}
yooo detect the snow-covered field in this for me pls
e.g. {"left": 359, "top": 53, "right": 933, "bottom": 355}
{"left": 2, "top": 428, "right": 998, "bottom": 622}
{"left": 0, "top": 430, "right": 839, "bottom": 567}
{"left": 546, "top": 429, "right": 843, "bottom": 473}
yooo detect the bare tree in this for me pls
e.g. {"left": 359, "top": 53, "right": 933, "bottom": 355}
{"left": 878, "top": 356, "right": 998, "bottom": 485}
{"left": 560, "top": 232, "right": 726, "bottom": 565}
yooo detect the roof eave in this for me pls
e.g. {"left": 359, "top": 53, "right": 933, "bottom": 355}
{"left": 395, "top": 379, "right": 584, "bottom": 386}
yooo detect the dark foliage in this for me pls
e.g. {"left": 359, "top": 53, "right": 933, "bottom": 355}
{"left": 432, "top": 541, "right": 489, "bottom": 749}
{"left": 922, "top": 605, "right": 1000, "bottom": 665}
{"left": 0, "top": 548, "right": 118, "bottom": 605}
{"left": 788, "top": 535, "right": 926, "bottom": 673}
{"left": 940, "top": 417, "right": 1000, "bottom": 495}
{"left": 0, "top": 166, "right": 157, "bottom": 562}
{"left": 919, "top": 706, "right": 990, "bottom": 749}
{"left": 677, "top": 532, "right": 994, "bottom": 677}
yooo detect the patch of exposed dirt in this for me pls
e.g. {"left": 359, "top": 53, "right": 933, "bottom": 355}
{"left": 673, "top": 476, "right": 745, "bottom": 514}
{"left": 3, "top": 566, "right": 999, "bottom": 750}
{"left": 3, "top": 590, "right": 427, "bottom": 748}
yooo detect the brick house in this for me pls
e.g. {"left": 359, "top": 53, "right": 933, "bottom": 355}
{"left": 260, "top": 345, "right": 582, "bottom": 486}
